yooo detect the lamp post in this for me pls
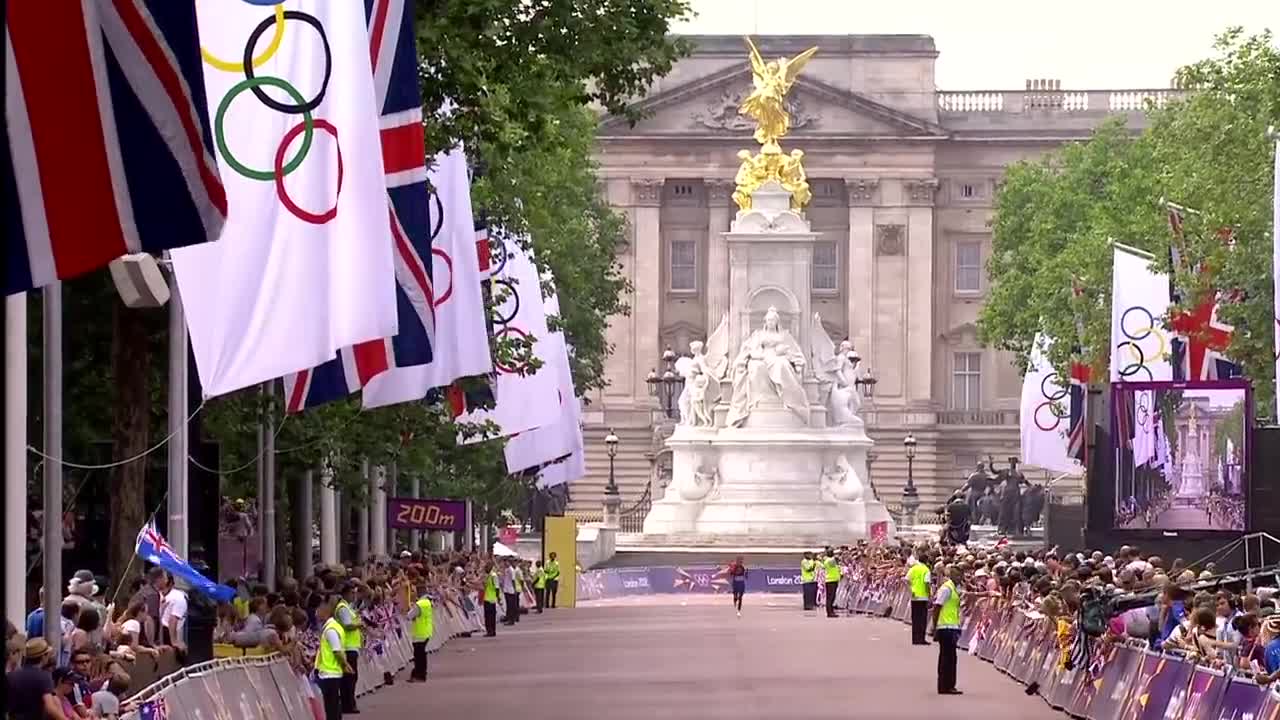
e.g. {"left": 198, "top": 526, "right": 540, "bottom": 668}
{"left": 602, "top": 429, "right": 621, "bottom": 529}
{"left": 902, "top": 433, "right": 919, "bottom": 527}
{"left": 646, "top": 346, "right": 684, "bottom": 419}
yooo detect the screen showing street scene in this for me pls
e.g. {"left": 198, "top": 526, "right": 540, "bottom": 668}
{"left": 1114, "top": 385, "right": 1247, "bottom": 532}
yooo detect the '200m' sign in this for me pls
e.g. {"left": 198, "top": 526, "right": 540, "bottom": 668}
{"left": 387, "top": 498, "right": 467, "bottom": 532}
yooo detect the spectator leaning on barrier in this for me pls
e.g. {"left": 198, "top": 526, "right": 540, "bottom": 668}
{"left": 89, "top": 670, "right": 129, "bottom": 719}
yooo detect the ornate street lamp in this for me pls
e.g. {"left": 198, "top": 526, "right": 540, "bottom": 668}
{"left": 902, "top": 433, "right": 919, "bottom": 526}
{"left": 604, "top": 429, "right": 620, "bottom": 495}
{"left": 645, "top": 346, "right": 684, "bottom": 419}
{"left": 847, "top": 346, "right": 877, "bottom": 398}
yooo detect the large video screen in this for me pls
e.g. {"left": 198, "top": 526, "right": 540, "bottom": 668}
{"left": 1112, "top": 381, "right": 1249, "bottom": 532}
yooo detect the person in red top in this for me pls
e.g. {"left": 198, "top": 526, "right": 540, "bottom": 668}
{"left": 728, "top": 557, "right": 748, "bottom": 617}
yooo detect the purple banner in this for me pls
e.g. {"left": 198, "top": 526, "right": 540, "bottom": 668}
{"left": 387, "top": 498, "right": 467, "bottom": 532}
{"left": 1136, "top": 655, "right": 1194, "bottom": 720}
{"left": 1212, "top": 678, "right": 1267, "bottom": 720}
{"left": 1180, "top": 666, "right": 1229, "bottom": 720}
{"left": 576, "top": 566, "right": 807, "bottom": 600}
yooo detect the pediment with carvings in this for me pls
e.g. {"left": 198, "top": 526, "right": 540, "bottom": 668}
{"left": 601, "top": 65, "right": 947, "bottom": 139}
{"left": 939, "top": 322, "right": 979, "bottom": 344}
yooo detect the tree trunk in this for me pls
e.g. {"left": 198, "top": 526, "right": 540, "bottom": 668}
{"left": 109, "top": 304, "right": 151, "bottom": 591}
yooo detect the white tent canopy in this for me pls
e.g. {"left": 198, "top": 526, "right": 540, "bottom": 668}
{"left": 492, "top": 542, "right": 520, "bottom": 558}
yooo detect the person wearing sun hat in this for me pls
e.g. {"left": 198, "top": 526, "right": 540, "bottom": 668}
{"left": 1256, "top": 614, "right": 1280, "bottom": 685}
{"left": 6, "top": 638, "right": 70, "bottom": 720}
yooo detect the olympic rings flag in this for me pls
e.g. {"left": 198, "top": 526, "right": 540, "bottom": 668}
{"left": 1018, "top": 334, "right": 1078, "bottom": 474}
{"left": 1110, "top": 243, "right": 1173, "bottom": 383}
{"left": 455, "top": 235, "right": 560, "bottom": 443}
{"left": 503, "top": 283, "right": 585, "bottom": 484}
{"left": 172, "top": 1, "right": 397, "bottom": 397}
{"left": 362, "top": 144, "right": 493, "bottom": 409}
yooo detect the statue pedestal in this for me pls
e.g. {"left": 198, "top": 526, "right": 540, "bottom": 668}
{"left": 643, "top": 423, "right": 895, "bottom": 541}
{"left": 639, "top": 180, "right": 893, "bottom": 545}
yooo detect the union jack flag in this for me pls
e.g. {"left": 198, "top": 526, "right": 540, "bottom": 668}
{"left": 4, "top": 1, "right": 227, "bottom": 295}
{"left": 282, "top": 0, "right": 435, "bottom": 411}
{"left": 1067, "top": 278, "right": 1091, "bottom": 464}
{"left": 1165, "top": 205, "right": 1242, "bottom": 381}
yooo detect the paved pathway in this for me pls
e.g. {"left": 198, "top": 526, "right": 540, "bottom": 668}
{"left": 359, "top": 595, "right": 1062, "bottom": 719}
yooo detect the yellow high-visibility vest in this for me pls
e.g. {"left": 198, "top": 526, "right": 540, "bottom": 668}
{"left": 411, "top": 597, "right": 434, "bottom": 642}
{"left": 335, "top": 600, "right": 362, "bottom": 650}
{"left": 315, "top": 618, "right": 346, "bottom": 675}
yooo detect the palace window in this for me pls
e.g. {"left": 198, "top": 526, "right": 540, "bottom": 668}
{"left": 812, "top": 240, "right": 839, "bottom": 293}
{"left": 669, "top": 240, "right": 697, "bottom": 292}
{"left": 955, "top": 240, "right": 982, "bottom": 293}
{"left": 951, "top": 352, "right": 982, "bottom": 410}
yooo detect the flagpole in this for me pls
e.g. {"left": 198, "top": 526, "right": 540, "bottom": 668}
{"left": 166, "top": 265, "right": 189, "bottom": 557}
{"left": 357, "top": 459, "right": 370, "bottom": 564}
{"left": 262, "top": 381, "right": 276, "bottom": 590}
{"left": 5, "top": 293, "right": 28, "bottom": 631}
{"left": 42, "top": 283, "right": 63, "bottom": 658}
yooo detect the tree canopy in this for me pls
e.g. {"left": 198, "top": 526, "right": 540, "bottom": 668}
{"left": 979, "top": 29, "right": 1279, "bottom": 416}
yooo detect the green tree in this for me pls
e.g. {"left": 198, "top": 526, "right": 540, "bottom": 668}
{"left": 980, "top": 29, "right": 1279, "bottom": 415}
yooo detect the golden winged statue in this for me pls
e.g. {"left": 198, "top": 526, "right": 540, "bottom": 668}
{"left": 733, "top": 38, "right": 818, "bottom": 211}
{"left": 738, "top": 37, "right": 819, "bottom": 148}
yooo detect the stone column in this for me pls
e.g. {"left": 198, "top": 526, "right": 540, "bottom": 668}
{"left": 319, "top": 464, "right": 337, "bottom": 566}
{"left": 631, "top": 178, "right": 664, "bottom": 406}
{"left": 845, "top": 179, "right": 879, "bottom": 352}
{"left": 371, "top": 465, "right": 388, "bottom": 558}
{"left": 904, "top": 179, "right": 938, "bottom": 404}
{"left": 705, "top": 180, "right": 735, "bottom": 331}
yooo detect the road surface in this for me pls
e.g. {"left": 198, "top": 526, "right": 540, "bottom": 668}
{"left": 358, "top": 594, "right": 1063, "bottom": 720}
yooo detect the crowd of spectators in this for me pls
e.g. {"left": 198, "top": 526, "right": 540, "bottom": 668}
{"left": 5, "top": 549, "right": 536, "bottom": 720}
{"left": 837, "top": 539, "right": 1280, "bottom": 685}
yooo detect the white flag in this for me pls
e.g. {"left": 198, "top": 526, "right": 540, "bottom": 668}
{"left": 362, "top": 144, "right": 491, "bottom": 408}
{"left": 503, "top": 286, "right": 583, "bottom": 473}
{"left": 537, "top": 448, "right": 585, "bottom": 490}
{"left": 174, "top": 1, "right": 397, "bottom": 397}
{"left": 1019, "top": 334, "right": 1077, "bottom": 474}
{"left": 1131, "top": 390, "right": 1156, "bottom": 468}
{"left": 1110, "top": 244, "right": 1173, "bottom": 383}
{"left": 455, "top": 236, "right": 559, "bottom": 440}
{"left": 1272, "top": 139, "right": 1279, "bottom": 420}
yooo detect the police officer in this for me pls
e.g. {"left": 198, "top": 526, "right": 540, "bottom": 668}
{"left": 314, "top": 595, "right": 352, "bottom": 720}
{"left": 407, "top": 582, "right": 434, "bottom": 682}
{"left": 482, "top": 561, "right": 500, "bottom": 637}
{"left": 334, "top": 582, "right": 363, "bottom": 714}
{"left": 931, "top": 565, "right": 965, "bottom": 695}
{"left": 906, "top": 547, "right": 932, "bottom": 644}
{"left": 822, "top": 547, "right": 842, "bottom": 618}
{"left": 545, "top": 552, "right": 561, "bottom": 608}
{"left": 800, "top": 552, "right": 818, "bottom": 611}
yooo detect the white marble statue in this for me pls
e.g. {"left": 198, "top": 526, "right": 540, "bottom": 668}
{"left": 809, "top": 313, "right": 862, "bottom": 426}
{"left": 721, "top": 307, "right": 808, "bottom": 427}
{"left": 820, "top": 454, "right": 866, "bottom": 502}
{"left": 674, "top": 317, "right": 730, "bottom": 426}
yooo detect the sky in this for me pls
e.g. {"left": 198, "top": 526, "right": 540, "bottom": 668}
{"left": 672, "top": 0, "right": 1276, "bottom": 90}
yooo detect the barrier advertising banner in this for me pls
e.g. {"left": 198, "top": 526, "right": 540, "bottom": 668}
{"left": 576, "top": 566, "right": 811, "bottom": 600}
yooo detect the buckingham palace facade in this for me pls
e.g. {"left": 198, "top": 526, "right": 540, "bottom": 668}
{"left": 572, "top": 34, "right": 1171, "bottom": 511}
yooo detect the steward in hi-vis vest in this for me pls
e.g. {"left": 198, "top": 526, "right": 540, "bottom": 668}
{"left": 800, "top": 552, "right": 818, "bottom": 611}
{"left": 335, "top": 583, "right": 363, "bottom": 714}
{"left": 545, "top": 553, "right": 562, "bottom": 609}
{"left": 313, "top": 597, "right": 350, "bottom": 720}
{"left": 822, "top": 549, "right": 842, "bottom": 618}
{"left": 408, "top": 585, "right": 434, "bottom": 682}
{"left": 533, "top": 561, "right": 547, "bottom": 613}
{"left": 931, "top": 566, "right": 965, "bottom": 696}
{"left": 482, "top": 563, "right": 500, "bottom": 637}
{"left": 906, "top": 549, "right": 933, "bottom": 645}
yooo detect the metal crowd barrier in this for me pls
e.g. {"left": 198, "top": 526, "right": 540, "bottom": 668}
{"left": 120, "top": 591, "right": 496, "bottom": 719}
{"left": 839, "top": 577, "right": 1280, "bottom": 720}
